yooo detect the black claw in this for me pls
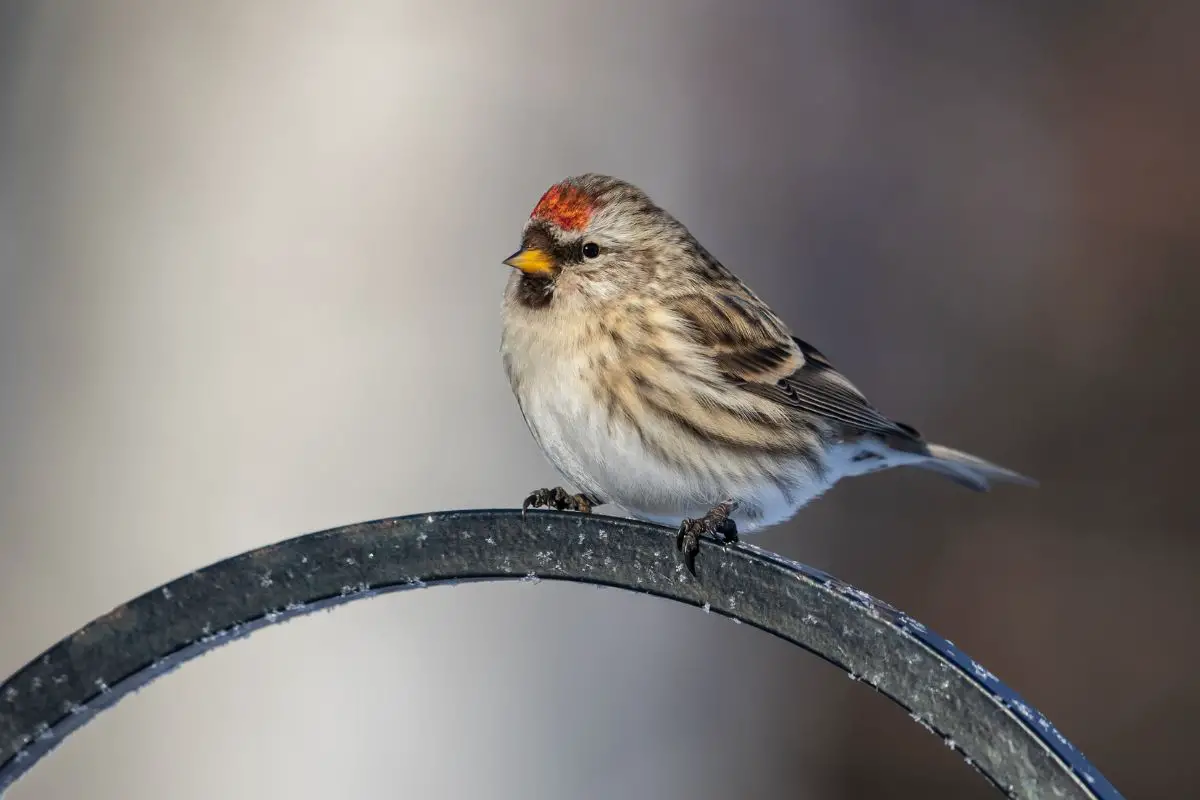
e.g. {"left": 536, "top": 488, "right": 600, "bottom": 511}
{"left": 715, "top": 517, "right": 739, "bottom": 546}
{"left": 675, "top": 500, "right": 740, "bottom": 576}
{"left": 521, "top": 487, "right": 594, "bottom": 515}
{"left": 676, "top": 522, "right": 701, "bottom": 576}
{"left": 522, "top": 488, "right": 553, "bottom": 514}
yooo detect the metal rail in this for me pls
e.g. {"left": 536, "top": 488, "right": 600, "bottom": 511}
{"left": 0, "top": 510, "right": 1121, "bottom": 798}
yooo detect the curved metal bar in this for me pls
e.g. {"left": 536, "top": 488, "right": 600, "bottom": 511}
{"left": 0, "top": 510, "right": 1121, "bottom": 798}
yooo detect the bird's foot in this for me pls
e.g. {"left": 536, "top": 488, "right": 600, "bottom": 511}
{"left": 676, "top": 500, "right": 739, "bottom": 576}
{"left": 522, "top": 487, "right": 595, "bottom": 515}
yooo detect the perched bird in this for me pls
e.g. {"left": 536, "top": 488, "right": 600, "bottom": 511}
{"left": 500, "top": 174, "right": 1034, "bottom": 574}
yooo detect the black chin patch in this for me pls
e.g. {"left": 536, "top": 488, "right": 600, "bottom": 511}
{"left": 515, "top": 274, "right": 555, "bottom": 309}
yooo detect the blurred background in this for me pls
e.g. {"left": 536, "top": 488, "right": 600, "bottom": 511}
{"left": 1, "top": 2, "right": 1196, "bottom": 798}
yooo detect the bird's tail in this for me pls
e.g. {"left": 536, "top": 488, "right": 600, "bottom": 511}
{"left": 912, "top": 443, "right": 1038, "bottom": 492}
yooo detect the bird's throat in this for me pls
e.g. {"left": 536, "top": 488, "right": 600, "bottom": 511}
{"left": 515, "top": 274, "right": 555, "bottom": 310}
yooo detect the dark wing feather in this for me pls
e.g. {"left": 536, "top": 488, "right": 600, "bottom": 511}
{"left": 745, "top": 337, "right": 918, "bottom": 440}
{"left": 671, "top": 289, "right": 918, "bottom": 441}
{"left": 671, "top": 292, "right": 804, "bottom": 385}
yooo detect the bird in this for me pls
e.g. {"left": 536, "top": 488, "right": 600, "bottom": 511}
{"left": 499, "top": 174, "right": 1035, "bottom": 575}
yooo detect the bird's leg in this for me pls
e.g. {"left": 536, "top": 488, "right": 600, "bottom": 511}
{"left": 676, "top": 500, "right": 740, "bottom": 576}
{"left": 522, "top": 487, "right": 597, "bottom": 515}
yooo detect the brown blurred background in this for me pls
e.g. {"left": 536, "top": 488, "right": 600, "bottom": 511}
{"left": 1, "top": 2, "right": 1196, "bottom": 798}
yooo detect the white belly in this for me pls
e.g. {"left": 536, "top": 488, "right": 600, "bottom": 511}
{"left": 514, "top": 354, "right": 832, "bottom": 532}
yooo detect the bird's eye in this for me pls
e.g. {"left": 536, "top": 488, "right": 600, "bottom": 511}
{"left": 581, "top": 241, "right": 601, "bottom": 260}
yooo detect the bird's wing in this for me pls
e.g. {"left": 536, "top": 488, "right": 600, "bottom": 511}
{"left": 773, "top": 336, "right": 919, "bottom": 439}
{"left": 670, "top": 291, "right": 804, "bottom": 384}
{"left": 671, "top": 291, "right": 917, "bottom": 440}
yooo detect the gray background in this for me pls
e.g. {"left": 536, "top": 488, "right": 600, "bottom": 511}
{"left": 1, "top": 2, "right": 1196, "bottom": 798}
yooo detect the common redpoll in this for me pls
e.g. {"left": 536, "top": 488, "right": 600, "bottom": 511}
{"left": 500, "top": 174, "right": 1034, "bottom": 574}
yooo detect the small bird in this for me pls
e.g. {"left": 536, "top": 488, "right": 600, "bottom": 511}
{"left": 500, "top": 174, "right": 1034, "bottom": 574}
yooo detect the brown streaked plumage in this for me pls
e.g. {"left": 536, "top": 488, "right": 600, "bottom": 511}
{"left": 500, "top": 174, "right": 1035, "bottom": 574}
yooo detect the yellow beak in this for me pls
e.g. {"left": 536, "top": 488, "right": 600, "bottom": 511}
{"left": 503, "top": 247, "right": 555, "bottom": 277}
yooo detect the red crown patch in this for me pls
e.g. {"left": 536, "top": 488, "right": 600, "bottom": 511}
{"left": 530, "top": 184, "right": 594, "bottom": 231}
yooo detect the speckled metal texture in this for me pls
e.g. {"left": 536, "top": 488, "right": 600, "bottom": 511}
{"left": 0, "top": 510, "right": 1121, "bottom": 798}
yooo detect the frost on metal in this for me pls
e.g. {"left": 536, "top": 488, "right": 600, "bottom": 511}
{"left": 0, "top": 509, "right": 1122, "bottom": 799}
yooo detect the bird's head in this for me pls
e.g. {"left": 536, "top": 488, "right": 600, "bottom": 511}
{"left": 503, "top": 174, "right": 688, "bottom": 308}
